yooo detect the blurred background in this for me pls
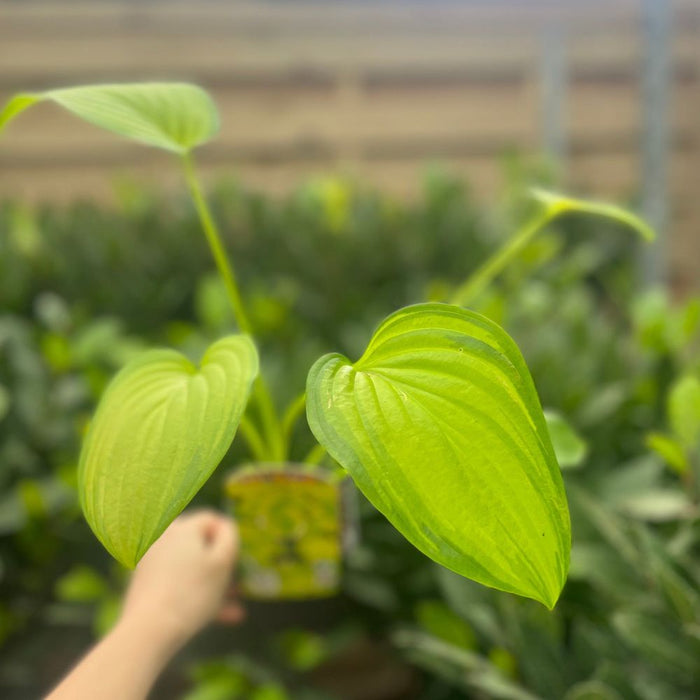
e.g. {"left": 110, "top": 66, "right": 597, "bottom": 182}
{"left": 1, "top": 1, "right": 699, "bottom": 699}
{"left": 1, "top": 0, "right": 699, "bottom": 290}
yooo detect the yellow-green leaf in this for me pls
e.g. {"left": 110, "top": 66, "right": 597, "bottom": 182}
{"left": 306, "top": 303, "right": 570, "bottom": 608}
{"left": 0, "top": 83, "right": 219, "bottom": 154}
{"left": 79, "top": 335, "right": 258, "bottom": 568}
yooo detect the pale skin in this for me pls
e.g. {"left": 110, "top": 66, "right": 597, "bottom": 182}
{"left": 46, "top": 510, "right": 244, "bottom": 700}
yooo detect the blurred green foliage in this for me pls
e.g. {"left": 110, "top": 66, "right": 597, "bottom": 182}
{"left": 1, "top": 167, "right": 699, "bottom": 698}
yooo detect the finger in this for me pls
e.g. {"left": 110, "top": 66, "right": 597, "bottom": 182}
{"left": 179, "top": 508, "right": 218, "bottom": 524}
{"left": 217, "top": 602, "right": 246, "bottom": 625}
{"left": 209, "top": 517, "right": 238, "bottom": 562}
{"left": 185, "top": 510, "right": 228, "bottom": 546}
{"left": 201, "top": 515, "right": 222, "bottom": 546}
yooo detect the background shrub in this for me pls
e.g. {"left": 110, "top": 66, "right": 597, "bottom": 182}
{"left": 0, "top": 171, "right": 698, "bottom": 699}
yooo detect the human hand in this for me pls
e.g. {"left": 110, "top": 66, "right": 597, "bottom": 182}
{"left": 46, "top": 511, "right": 242, "bottom": 700}
{"left": 119, "top": 510, "right": 244, "bottom": 653}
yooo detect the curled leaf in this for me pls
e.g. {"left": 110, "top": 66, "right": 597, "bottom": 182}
{"left": 530, "top": 188, "right": 655, "bottom": 242}
{"left": 79, "top": 335, "right": 258, "bottom": 568}
{"left": 0, "top": 83, "right": 219, "bottom": 153}
{"left": 307, "top": 303, "right": 570, "bottom": 608}
{"left": 451, "top": 189, "right": 654, "bottom": 306}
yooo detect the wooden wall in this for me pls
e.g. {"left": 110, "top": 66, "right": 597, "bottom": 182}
{"left": 0, "top": 1, "right": 698, "bottom": 289}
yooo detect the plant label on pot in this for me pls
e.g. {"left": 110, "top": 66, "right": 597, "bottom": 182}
{"left": 225, "top": 468, "right": 344, "bottom": 600}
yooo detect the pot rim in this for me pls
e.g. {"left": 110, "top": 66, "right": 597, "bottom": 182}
{"left": 225, "top": 461, "right": 344, "bottom": 486}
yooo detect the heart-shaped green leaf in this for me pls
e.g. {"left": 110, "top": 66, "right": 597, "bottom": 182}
{"left": 79, "top": 335, "right": 258, "bottom": 568}
{"left": 0, "top": 83, "right": 219, "bottom": 153}
{"left": 307, "top": 303, "right": 570, "bottom": 608}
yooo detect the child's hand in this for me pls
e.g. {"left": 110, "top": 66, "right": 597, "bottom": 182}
{"left": 120, "top": 510, "right": 244, "bottom": 651}
{"left": 47, "top": 511, "right": 243, "bottom": 700}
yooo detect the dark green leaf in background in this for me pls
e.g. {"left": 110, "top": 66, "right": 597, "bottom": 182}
{"left": 544, "top": 411, "right": 588, "bottom": 469}
{"left": 668, "top": 375, "right": 700, "bottom": 448}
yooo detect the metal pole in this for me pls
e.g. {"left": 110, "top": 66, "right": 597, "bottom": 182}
{"left": 640, "top": 0, "right": 671, "bottom": 287}
{"left": 540, "top": 19, "right": 568, "bottom": 174}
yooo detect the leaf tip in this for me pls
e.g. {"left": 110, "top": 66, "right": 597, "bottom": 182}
{"left": 0, "top": 93, "right": 39, "bottom": 135}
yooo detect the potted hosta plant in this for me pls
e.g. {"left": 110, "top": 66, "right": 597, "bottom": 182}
{"left": 0, "top": 83, "right": 653, "bottom": 606}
